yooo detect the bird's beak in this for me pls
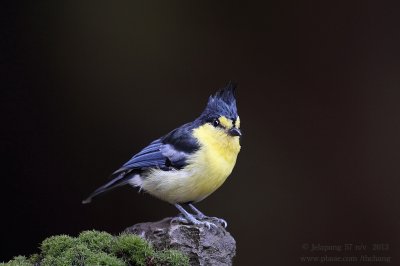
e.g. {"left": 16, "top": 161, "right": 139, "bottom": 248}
{"left": 228, "top": 127, "right": 242, "bottom": 137}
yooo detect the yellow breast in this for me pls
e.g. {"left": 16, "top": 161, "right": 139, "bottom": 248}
{"left": 187, "top": 123, "right": 241, "bottom": 201}
{"left": 141, "top": 123, "right": 241, "bottom": 203}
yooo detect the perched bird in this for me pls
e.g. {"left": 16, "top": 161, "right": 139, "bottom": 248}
{"left": 83, "top": 82, "right": 241, "bottom": 228}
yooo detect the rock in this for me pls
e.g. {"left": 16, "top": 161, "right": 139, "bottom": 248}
{"left": 125, "top": 217, "right": 236, "bottom": 266}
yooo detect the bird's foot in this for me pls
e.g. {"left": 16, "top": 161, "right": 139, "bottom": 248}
{"left": 192, "top": 212, "right": 227, "bottom": 227}
{"left": 173, "top": 203, "right": 221, "bottom": 230}
{"left": 211, "top": 217, "right": 228, "bottom": 228}
{"left": 196, "top": 216, "right": 227, "bottom": 228}
{"left": 191, "top": 219, "right": 218, "bottom": 230}
{"left": 186, "top": 203, "right": 226, "bottom": 227}
{"left": 170, "top": 215, "right": 219, "bottom": 229}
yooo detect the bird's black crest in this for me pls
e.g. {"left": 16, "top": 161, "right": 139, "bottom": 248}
{"left": 201, "top": 82, "right": 238, "bottom": 120}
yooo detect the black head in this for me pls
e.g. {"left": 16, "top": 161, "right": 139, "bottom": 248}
{"left": 201, "top": 82, "right": 238, "bottom": 120}
{"left": 198, "top": 82, "right": 241, "bottom": 137}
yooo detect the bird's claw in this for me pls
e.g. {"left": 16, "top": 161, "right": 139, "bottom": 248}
{"left": 171, "top": 216, "right": 220, "bottom": 230}
{"left": 194, "top": 215, "right": 227, "bottom": 228}
{"left": 193, "top": 220, "right": 218, "bottom": 230}
{"left": 211, "top": 217, "right": 227, "bottom": 228}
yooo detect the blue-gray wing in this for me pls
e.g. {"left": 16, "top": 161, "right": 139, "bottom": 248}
{"left": 121, "top": 139, "right": 166, "bottom": 169}
{"left": 112, "top": 138, "right": 190, "bottom": 176}
{"left": 82, "top": 139, "right": 169, "bottom": 204}
{"left": 115, "top": 122, "right": 200, "bottom": 174}
{"left": 82, "top": 124, "right": 199, "bottom": 204}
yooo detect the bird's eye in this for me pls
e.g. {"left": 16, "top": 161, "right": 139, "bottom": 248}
{"left": 212, "top": 119, "right": 220, "bottom": 127}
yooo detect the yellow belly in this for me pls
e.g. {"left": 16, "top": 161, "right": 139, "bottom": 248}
{"left": 142, "top": 124, "right": 241, "bottom": 203}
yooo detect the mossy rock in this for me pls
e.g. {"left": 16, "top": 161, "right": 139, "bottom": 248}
{"left": 1, "top": 231, "right": 189, "bottom": 266}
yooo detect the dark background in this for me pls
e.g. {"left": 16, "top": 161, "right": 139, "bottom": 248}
{"left": 2, "top": 1, "right": 400, "bottom": 265}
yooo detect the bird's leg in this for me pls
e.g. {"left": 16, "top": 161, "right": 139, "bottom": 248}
{"left": 188, "top": 203, "right": 228, "bottom": 228}
{"left": 188, "top": 203, "right": 206, "bottom": 219}
{"left": 171, "top": 204, "right": 217, "bottom": 229}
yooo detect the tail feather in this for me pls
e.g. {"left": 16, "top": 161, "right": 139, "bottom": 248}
{"left": 82, "top": 172, "right": 136, "bottom": 204}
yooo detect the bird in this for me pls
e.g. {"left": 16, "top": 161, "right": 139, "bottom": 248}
{"left": 82, "top": 82, "right": 241, "bottom": 228}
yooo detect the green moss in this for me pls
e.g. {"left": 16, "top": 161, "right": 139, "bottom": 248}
{"left": 112, "top": 233, "right": 155, "bottom": 266}
{"left": 41, "top": 244, "right": 124, "bottom": 266}
{"left": 78, "top": 230, "right": 113, "bottom": 252}
{"left": 28, "top": 254, "right": 40, "bottom": 264}
{"left": 154, "top": 249, "right": 190, "bottom": 266}
{"left": 0, "top": 256, "right": 31, "bottom": 266}
{"left": 2, "top": 230, "right": 189, "bottom": 266}
{"left": 40, "top": 234, "right": 76, "bottom": 257}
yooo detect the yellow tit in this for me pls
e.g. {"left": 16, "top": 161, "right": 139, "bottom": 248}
{"left": 83, "top": 82, "right": 241, "bottom": 228}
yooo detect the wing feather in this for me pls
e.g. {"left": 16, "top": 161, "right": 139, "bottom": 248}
{"left": 83, "top": 122, "right": 200, "bottom": 203}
